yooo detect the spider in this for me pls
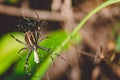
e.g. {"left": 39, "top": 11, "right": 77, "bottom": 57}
{"left": 10, "top": 13, "right": 52, "bottom": 73}
{"left": 10, "top": 29, "right": 51, "bottom": 72}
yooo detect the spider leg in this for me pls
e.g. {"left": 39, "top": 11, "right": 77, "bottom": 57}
{"left": 50, "top": 56, "right": 55, "bottom": 67}
{"left": 37, "top": 45, "right": 69, "bottom": 63}
{"left": 35, "top": 12, "right": 40, "bottom": 22}
{"left": 10, "top": 34, "right": 26, "bottom": 45}
{"left": 33, "top": 12, "right": 41, "bottom": 42}
{"left": 18, "top": 47, "right": 27, "bottom": 54}
{"left": 37, "top": 45, "right": 52, "bottom": 53}
{"left": 38, "top": 36, "right": 49, "bottom": 43}
{"left": 35, "top": 12, "right": 50, "bottom": 42}
{"left": 34, "top": 30, "right": 39, "bottom": 43}
{"left": 24, "top": 50, "right": 32, "bottom": 75}
{"left": 39, "top": 46, "right": 66, "bottom": 60}
{"left": 34, "top": 27, "right": 49, "bottom": 43}
{"left": 37, "top": 45, "right": 56, "bottom": 68}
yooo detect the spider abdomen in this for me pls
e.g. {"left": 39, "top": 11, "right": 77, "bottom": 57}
{"left": 24, "top": 31, "right": 36, "bottom": 48}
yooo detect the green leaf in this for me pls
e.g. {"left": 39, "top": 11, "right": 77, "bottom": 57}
{"left": 0, "top": 32, "right": 24, "bottom": 75}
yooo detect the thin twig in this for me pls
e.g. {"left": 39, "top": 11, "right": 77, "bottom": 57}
{"left": 0, "top": 4, "right": 64, "bottom": 21}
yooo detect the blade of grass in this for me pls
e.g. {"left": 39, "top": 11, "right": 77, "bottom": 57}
{"left": 32, "top": 0, "right": 120, "bottom": 79}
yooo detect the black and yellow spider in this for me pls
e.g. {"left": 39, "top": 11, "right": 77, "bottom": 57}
{"left": 10, "top": 28, "right": 51, "bottom": 72}
{"left": 10, "top": 13, "right": 51, "bottom": 73}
